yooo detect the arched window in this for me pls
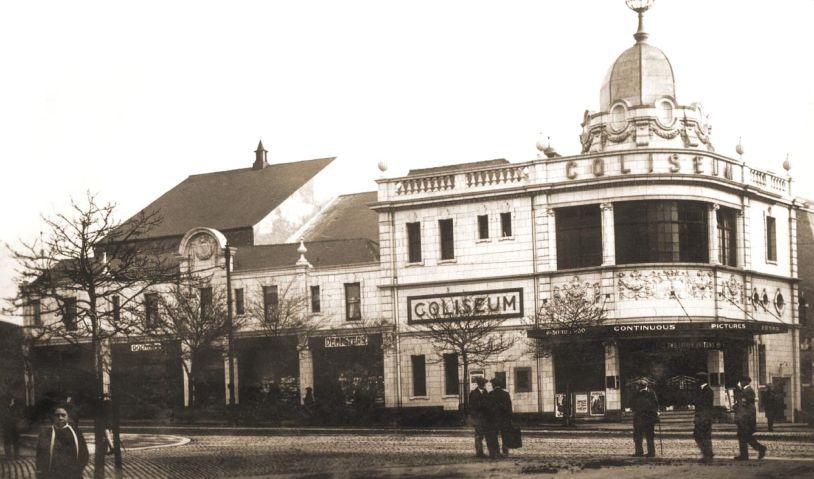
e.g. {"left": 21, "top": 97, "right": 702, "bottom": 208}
{"left": 657, "top": 99, "right": 674, "bottom": 125}
{"left": 611, "top": 103, "right": 627, "bottom": 130}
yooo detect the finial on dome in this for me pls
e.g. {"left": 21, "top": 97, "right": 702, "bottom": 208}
{"left": 735, "top": 137, "right": 744, "bottom": 157}
{"left": 626, "top": 0, "right": 654, "bottom": 43}
{"left": 783, "top": 154, "right": 791, "bottom": 173}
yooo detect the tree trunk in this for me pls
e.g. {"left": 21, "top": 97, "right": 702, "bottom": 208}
{"left": 461, "top": 352, "right": 470, "bottom": 414}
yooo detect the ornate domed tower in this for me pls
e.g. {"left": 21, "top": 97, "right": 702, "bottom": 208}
{"left": 580, "top": 0, "right": 713, "bottom": 154}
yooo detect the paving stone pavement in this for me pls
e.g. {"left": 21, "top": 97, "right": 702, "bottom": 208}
{"left": 2, "top": 433, "right": 813, "bottom": 478}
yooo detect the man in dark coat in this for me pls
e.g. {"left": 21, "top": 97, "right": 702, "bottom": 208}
{"left": 485, "top": 376, "right": 513, "bottom": 459}
{"left": 763, "top": 383, "right": 782, "bottom": 432}
{"left": 2, "top": 397, "right": 23, "bottom": 460}
{"left": 35, "top": 406, "right": 89, "bottom": 479}
{"left": 733, "top": 376, "right": 766, "bottom": 460}
{"left": 468, "top": 377, "right": 488, "bottom": 458}
{"left": 692, "top": 372, "right": 715, "bottom": 463}
{"left": 631, "top": 379, "right": 659, "bottom": 457}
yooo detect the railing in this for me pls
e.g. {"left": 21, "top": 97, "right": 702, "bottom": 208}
{"left": 748, "top": 168, "right": 788, "bottom": 194}
{"left": 465, "top": 165, "right": 529, "bottom": 187}
{"left": 396, "top": 174, "right": 455, "bottom": 195}
{"left": 393, "top": 165, "right": 530, "bottom": 196}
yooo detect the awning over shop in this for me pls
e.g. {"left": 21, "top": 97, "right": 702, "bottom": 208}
{"left": 527, "top": 320, "right": 790, "bottom": 341}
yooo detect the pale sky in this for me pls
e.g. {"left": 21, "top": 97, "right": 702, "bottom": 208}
{"left": 1, "top": 0, "right": 813, "bottom": 324}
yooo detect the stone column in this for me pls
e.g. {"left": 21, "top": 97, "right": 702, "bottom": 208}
{"left": 707, "top": 350, "right": 727, "bottom": 407}
{"left": 604, "top": 342, "right": 621, "bottom": 416}
{"left": 223, "top": 354, "right": 232, "bottom": 405}
{"left": 381, "top": 332, "right": 399, "bottom": 408}
{"left": 539, "top": 354, "right": 556, "bottom": 414}
{"left": 600, "top": 203, "right": 616, "bottom": 266}
{"left": 708, "top": 203, "right": 720, "bottom": 265}
{"left": 101, "top": 339, "right": 112, "bottom": 396}
{"left": 546, "top": 208, "right": 557, "bottom": 271}
{"left": 298, "top": 335, "right": 314, "bottom": 404}
{"left": 181, "top": 342, "right": 192, "bottom": 407}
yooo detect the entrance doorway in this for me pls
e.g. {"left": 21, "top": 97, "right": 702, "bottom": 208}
{"left": 311, "top": 334, "right": 384, "bottom": 411}
{"left": 621, "top": 342, "right": 705, "bottom": 410}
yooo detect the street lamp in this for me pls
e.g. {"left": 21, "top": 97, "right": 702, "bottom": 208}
{"left": 625, "top": 0, "right": 655, "bottom": 42}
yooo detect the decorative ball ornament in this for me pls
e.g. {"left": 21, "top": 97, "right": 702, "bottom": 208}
{"left": 536, "top": 135, "right": 547, "bottom": 152}
{"left": 377, "top": 161, "right": 388, "bottom": 173}
{"left": 735, "top": 138, "right": 744, "bottom": 156}
{"left": 625, "top": 0, "right": 654, "bottom": 13}
{"left": 783, "top": 154, "right": 791, "bottom": 172}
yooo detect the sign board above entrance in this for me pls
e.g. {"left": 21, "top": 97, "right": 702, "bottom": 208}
{"left": 130, "top": 342, "right": 163, "bottom": 352}
{"left": 324, "top": 335, "right": 369, "bottom": 348}
{"left": 527, "top": 321, "right": 789, "bottom": 339}
{"left": 407, "top": 288, "right": 524, "bottom": 324}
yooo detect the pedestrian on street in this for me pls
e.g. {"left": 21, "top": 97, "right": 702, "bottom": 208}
{"left": 560, "top": 389, "right": 574, "bottom": 427}
{"left": 485, "top": 376, "right": 513, "bottom": 459}
{"left": 733, "top": 376, "right": 766, "bottom": 460}
{"left": 692, "top": 372, "right": 715, "bottom": 463}
{"left": 763, "top": 384, "right": 782, "bottom": 432}
{"left": 468, "top": 377, "right": 489, "bottom": 458}
{"left": 2, "top": 396, "right": 23, "bottom": 460}
{"left": 631, "top": 379, "right": 659, "bottom": 457}
{"left": 35, "top": 405, "right": 89, "bottom": 479}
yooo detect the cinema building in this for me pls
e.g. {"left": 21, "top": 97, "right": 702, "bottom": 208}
{"left": 19, "top": 6, "right": 804, "bottom": 423}
{"left": 372, "top": 12, "right": 802, "bottom": 421}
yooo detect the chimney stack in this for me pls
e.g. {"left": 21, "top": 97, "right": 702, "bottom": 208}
{"left": 253, "top": 140, "right": 269, "bottom": 170}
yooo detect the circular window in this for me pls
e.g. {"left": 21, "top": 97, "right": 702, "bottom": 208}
{"left": 761, "top": 290, "right": 770, "bottom": 309}
{"left": 657, "top": 100, "right": 674, "bottom": 125}
{"left": 611, "top": 103, "right": 627, "bottom": 131}
{"left": 774, "top": 290, "right": 785, "bottom": 315}
{"left": 751, "top": 289, "right": 761, "bottom": 308}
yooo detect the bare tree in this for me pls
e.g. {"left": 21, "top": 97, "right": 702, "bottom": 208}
{"left": 135, "top": 279, "right": 240, "bottom": 409}
{"left": 6, "top": 192, "right": 176, "bottom": 479}
{"left": 407, "top": 295, "right": 517, "bottom": 410}
{"left": 248, "top": 281, "right": 317, "bottom": 338}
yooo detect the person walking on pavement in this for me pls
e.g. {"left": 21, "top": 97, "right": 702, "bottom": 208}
{"left": 631, "top": 379, "right": 659, "bottom": 457}
{"left": 763, "top": 383, "right": 781, "bottom": 432}
{"left": 468, "top": 377, "right": 489, "bottom": 458}
{"left": 692, "top": 372, "right": 715, "bottom": 463}
{"left": 485, "top": 376, "right": 513, "bottom": 459}
{"left": 2, "top": 396, "right": 23, "bottom": 460}
{"left": 35, "top": 405, "right": 89, "bottom": 479}
{"left": 733, "top": 376, "right": 767, "bottom": 460}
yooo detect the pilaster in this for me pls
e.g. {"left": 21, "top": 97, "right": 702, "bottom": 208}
{"left": 540, "top": 354, "right": 555, "bottom": 413}
{"left": 604, "top": 341, "right": 621, "bottom": 412}
{"left": 298, "top": 335, "right": 314, "bottom": 404}
{"left": 740, "top": 198, "right": 752, "bottom": 269}
{"left": 546, "top": 208, "right": 557, "bottom": 271}
{"left": 600, "top": 203, "right": 616, "bottom": 266}
{"left": 708, "top": 203, "right": 720, "bottom": 265}
{"left": 706, "top": 349, "right": 727, "bottom": 407}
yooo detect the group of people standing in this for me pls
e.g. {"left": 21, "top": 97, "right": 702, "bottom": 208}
{"left": 468, "top": 376, "right": 514, "bottom": 459}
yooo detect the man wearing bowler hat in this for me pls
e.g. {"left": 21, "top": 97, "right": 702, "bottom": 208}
{"left": 468, "top": 377, "right": 488, "bottom": 458}
{"left": 485, "top": 376, "right": 512, "bottom": 459}
{"left": 631, "top": 378, "right": 659, "bottom": 457}
{"left": 692, "top": 372, "right": 715, "bottom": 463}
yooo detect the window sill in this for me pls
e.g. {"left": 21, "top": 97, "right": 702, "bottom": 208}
{"left": 766, "top": 260, "right": 778, "bottom": 265}
{"left": 438, "top": 259, "right": 457, "bottom": 265}
{"left": 406, "top": 261, "right": 425, "bottom": 267}
{"left": 409, "top": 396, "right": 430, "bottom": 401}
{"left": 442, "top": 394, "right": 460, "bottom": 399}
{"left": 499, "top": 236, "right": 515, "bottom": 242}
{"left": 346, "top": 318, "right": 362, "bottom": 322}
{"left": 476, "top": 238, "right": 491, "bottom": 244}
{"left": 311, "top": 312, "right": 323, "bottom": 316}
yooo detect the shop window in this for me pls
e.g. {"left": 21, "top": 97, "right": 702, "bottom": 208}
{"left": 411, "top": 355, "right": 427, "bottom": 396}
{"left": 439, "top": 219, "right": 455, "bottom": 260}
{"left": 766, "top": 216, "right": 777, "bottom": 262}
{"left": 500, "top": 212, "right": 512, "bottom": 238}
{"left": 717, "top": 207, "right": 738, "bottom": 266}
{"left": 443, "top": 353, "right": 459, "bottom": 395}
{"left": 556, "top": 205, "right": 602, "bottom": 269}
{"left": 234, "top": 288, "right": 245, "bottom": 315}
{"left": 111, "top": 295, "right": 120, "bottom": 323}
{"left": 263, "top": 285, "right": 278, "bottom": 321}
{"left": 144, "top": 293, "right": 159, "bottom": 329}
{"left": 199, "top": 287, "right": 213, "bottom": 318}
{"left": 31, "top": 298, "right": 42, "bottom": 326}
{"left": 345, "top": 283, "right": 361, "bottom": 320}
{"left": 615, "top": 200, "right": 708, "bottom": 264}
{"left": 477, "top": 215, "right": 489, "bottom": 240}
{"left": 758, "top": 344, "right": 767, "bottom": 386}
{"left": 310, "top": 285, "right": 321, "bottom": 313}
{"left": 514, "top": 367, "right": 532, "bottom": 393}
{"left": 407, "top": 222, "right": 422, "bottom": 263}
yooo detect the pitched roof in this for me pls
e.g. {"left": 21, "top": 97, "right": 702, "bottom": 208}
{"left": 301, "top": 192, "right": 379, "bottom": 243}
{"left": 234, "top": 239, "right": 379, "bottom": 271}
{"left": 124, "top": 157, "right": 335, "bottom": 240}
{"left": 407, "top": 159, "right": 509, "bottom": 176}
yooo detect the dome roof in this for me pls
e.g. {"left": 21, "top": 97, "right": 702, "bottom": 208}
{"left": 600, "top": 41, "right": 675, "bottom": 111}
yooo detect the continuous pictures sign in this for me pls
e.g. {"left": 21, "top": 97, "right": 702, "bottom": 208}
{"left": 407, "top": 288, "right": 524, "bottom": 324}
{"left": 528, "top": 321, "right": 789, "bottom": 339}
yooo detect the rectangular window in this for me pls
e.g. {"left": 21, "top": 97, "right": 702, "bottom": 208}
{"left": 63, "top": 297, "right": 77, "bottom": 331}
{"left": 615, "top": 201, "right": 708, "bottom": 264}
{"left": 345, "top": 283, "right": 361, "bottom": 320}
{"left": 477, "top": 215, "right": 489, "bottom": 240}
{"left": 310, "top": 285, "right": 321, "bottom": 313}
{"left": 717, "top": 207, "right": 738, "bottom": 266}
{"left": 439, "top": 218, "right": 454, "bottom": 260}
{"left": 31, "top": 299, "right": 42, "bottom": 326}
{"left": 758, "top": 344, "right": 767, "bottom": 386}
{"left": 200, "top": 287, "right": 213, "bottom": 317}
{"left": 443, "top": 353, "right": 459, "bottom": 396}
{"left": 234, "top": 288, "right": 245, "bottom": 315}
{"left": 556, "top": 205, "right": 602, "bottom": 269}
{"left": 766, "top": 216, "right": 777, "bottom": 262}
{"left": 144, "top": 293, "right": 159, "bottom": 329}
{"left": 411, "top": 355, "right": 427, "bottom": 396}
{"left": 500, "top": 212, "right": 512, "bottom": 237}
{"left": 514, "top": 367, "right": 532, "bottom": 393}
{"left": 406, "top": 222, "right": 422, "bottom": 263}
{"left": 111, "top": 295, "right": 120, "bottom": 323}
{"left": 263, "top": 285, "right": 279, "bottom": 320}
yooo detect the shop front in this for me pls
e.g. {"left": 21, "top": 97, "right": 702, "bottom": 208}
{"left": 237, "top": 336, "right": 300, "bottom": 409}
{"left": 111, "top": 341, "right": 183, "bottom": 417}
{"left": 309, "top": 333, "right": 385, "bottom": 413}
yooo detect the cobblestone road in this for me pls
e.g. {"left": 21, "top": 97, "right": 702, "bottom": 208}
{"left": 2, "top": 432, "right": 813, "bottom": 478}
